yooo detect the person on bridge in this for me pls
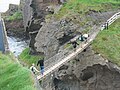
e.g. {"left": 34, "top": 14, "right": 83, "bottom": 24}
{"left": 83, "top": 33, "right": 89, "bottom": 43}
{"left": 37, "top": 58, "right": 44, "bottom": 75}
{"left": 105, "top": 22, "right": 109, "bottom": 30}
{"left": 79, "top": 33, "right": 84, "bottom": 42}
{"left": 70, "top": 40, "right": 79, "bottom": 51}
{"left": 30, "top": 63, "right": 39, "bottom": 74}
{"left": 78, "top": 33, "right": 84, "bottom": 47}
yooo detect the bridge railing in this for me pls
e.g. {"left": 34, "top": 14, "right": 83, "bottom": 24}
{"left": 106, "top": 12, "right": 120, "bottom": 26}
{"left": 1, "top": 18, "right": 9, "bottom": 53}
{"left": 39, "top": 11, "right": 120, "bottom": 79}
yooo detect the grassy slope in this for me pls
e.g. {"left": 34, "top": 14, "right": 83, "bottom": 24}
{"left": 54, "top": 0, "right": 120, "bottom": 19}
{"left": 92, "top": 18, "right": 120, "bottom": 66}
{"left": 0, "top": 52, "right": 36, "bottom": 90}
{"left": 19, "top": 48, "right": 44, "bottom": 67}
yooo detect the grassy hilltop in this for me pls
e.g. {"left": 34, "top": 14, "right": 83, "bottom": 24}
{"left": 55, "top": 0, "right": 120, "bottom": 18}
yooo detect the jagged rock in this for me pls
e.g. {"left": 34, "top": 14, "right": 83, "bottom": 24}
{"left": 35, "top": 20, "right": 80, "bottom": 58}
{"left": 2, "top": 4, "right": 19, "bottom": 16}
{"left": 22, "top": 0, "right": 64, "bottom": 53}
{"left": 41, "top": 46, "right": 120, "bottom": 90}
{"left": 2, "top": 3, "right": 25, "bottom": 38}
{"left": 22, "top": 1, "right": 120, "bottom": 89}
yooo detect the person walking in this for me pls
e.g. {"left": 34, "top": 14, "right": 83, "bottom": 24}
{"left": 70, "top": 41, "right": 79, "bottom": 51}
{"left": 79, "top": 34, "right": 84, "bottom": 42}
{"left": 30, "top": 63, "right": 39, "bottom": 74}
{"left": 37, "top": 58, "right": 44, "bottom": 75}
{"left": 79, "top": 33, "right": 84, "bottom": 47}
{"left": 83, "top": 33, "right": 89, "bottom": 43}
{"left": 105, "top": 22, "right": 109, "bottom": 29}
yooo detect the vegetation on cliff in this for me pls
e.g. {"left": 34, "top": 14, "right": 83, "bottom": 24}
{"left": 92, "top": 18, "right": 120, "bottom": 66}
{"left": 6, "top": 11, "right": 23, "bottom": 21}
{"left": 55, "top": 0, "right": 120, "bottom": 19}
{"left": 19, "top": 48, "right": 44, "bottom": 67}
{"left": 0, "top": 52, "right": 36, "bottom": 90}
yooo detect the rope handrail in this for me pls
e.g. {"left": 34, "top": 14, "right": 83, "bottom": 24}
{"left": 37, "top": 11, "right": 120, "bottom": 80}
{"left": 1, "top": 18, "right": 9, "bottom": 51}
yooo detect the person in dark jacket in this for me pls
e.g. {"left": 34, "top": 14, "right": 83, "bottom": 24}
{"left": 105, "top": 22, "right": 109, "bottom": 29}
{"left": 70, "top": 41, "right": 79, "bottom": 51}
{"left": 37, "top": 58, "right": 44, "bottom": 75}
{"left": 79, "top": 34, "right": 84, "bottom": 42}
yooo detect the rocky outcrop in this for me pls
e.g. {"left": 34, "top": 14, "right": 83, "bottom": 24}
{"left": 41, "top": 46, "right": 120, "bottom": 90}
{"left": 35, "top": 11, "right": 116, "bottom": 58}
{"left": 5, "top": 20, "right": 25, "bottom": 38}
{"left": 22, "top": 0, "right": 66, "bottom": 54}
{"left": 35, "top": 20, "right": 79, "bottom": 58}
{"left": 22, "top": 1, "right": 120, "bottom": 89}
{"left": 23, "top": 0, "right": 53, "bottom": 53}
{"left": 2, "top": 2, "right": 25, "bottom": 38}
{"left": 3, "top": 4, "right": 19, "bottom": 16}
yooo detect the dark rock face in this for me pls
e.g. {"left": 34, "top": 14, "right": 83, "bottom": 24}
{"left": 22, "top": 0, "right": 66, "bottom": 54}
{"left": 40, "top": 46, "right": 120, "bottom": 90}
{"left": 23, "top": 0, "right": 63, "bottom": 53}
{"left": 5, "top": 20, "right": 25, "bottom": 38}
{"left": 80, "top": 71, "right": 94, "bottom": 81}
{"left": 2, "top": 3, "right": 25, "bottom": 38}
{"left": 35, "top": 20, "right": 79, "bottom": 58}
{"left": 35, "top": 11, "right": 116, "bottom": 58}
{"left": 22, "top": 0, "right": 47, "bottom": 53}
{"left": 4, "top": 4, "right": 19, "bottom": 16}
{"left": 53, "top": 64, "right": 120, "bottom": 90}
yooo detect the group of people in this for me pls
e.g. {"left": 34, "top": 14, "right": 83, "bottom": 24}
{"left": 30, "top": 58, "right": 44, "bottom": 75}
{"left": 70, "top": 33, "right": 89, "bottom": 51}
{"left": 30, "top": 33, "right": 89, "bottom": 75}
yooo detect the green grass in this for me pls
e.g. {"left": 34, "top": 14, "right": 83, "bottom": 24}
{"left": 19, "top": 48, "right": 44, "bottom": 67}
{"left": 54, "top": 0, "right": 120, "bottom": 19}
{"left": 0, "top": 52, "right": 36, "bottom": 90}
{"left": 6, "top": 11, "right": 23, "bottom": 21}
{"left": 92, "top": 18, "right": 120, "bottom": 66}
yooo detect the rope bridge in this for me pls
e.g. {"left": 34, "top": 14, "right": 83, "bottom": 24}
{"left": 37, "top": 12, "right": 120, "bottom": 80}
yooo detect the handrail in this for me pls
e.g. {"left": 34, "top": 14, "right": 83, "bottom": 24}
{"left": 1, "top": 18, "right": 9, "bottom": 52}
{"left": 37, "top": 11, "right": 120, "bottom": 80}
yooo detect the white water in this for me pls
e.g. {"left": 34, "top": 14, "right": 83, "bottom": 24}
{"left": 7, "top": 36, "right": 28, "bottom": 57}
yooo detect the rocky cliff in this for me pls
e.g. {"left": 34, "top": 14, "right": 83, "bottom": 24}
{"left": 35, "top": 10, "right": 120, "bottom": 90}
{"left": 22, "top": 0, "right": 66, "bottom": 54}
{"left": 41, "top": 46, "right": 120, "bottom": 90}
{"left": 35, "top": 11, "right": 116, "bottom": 58}
{"left": 2, "top": 3, "right": 25, "bottom": 38}
{"left": 21, "top": 0, "right": 120, "bottom": 90}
